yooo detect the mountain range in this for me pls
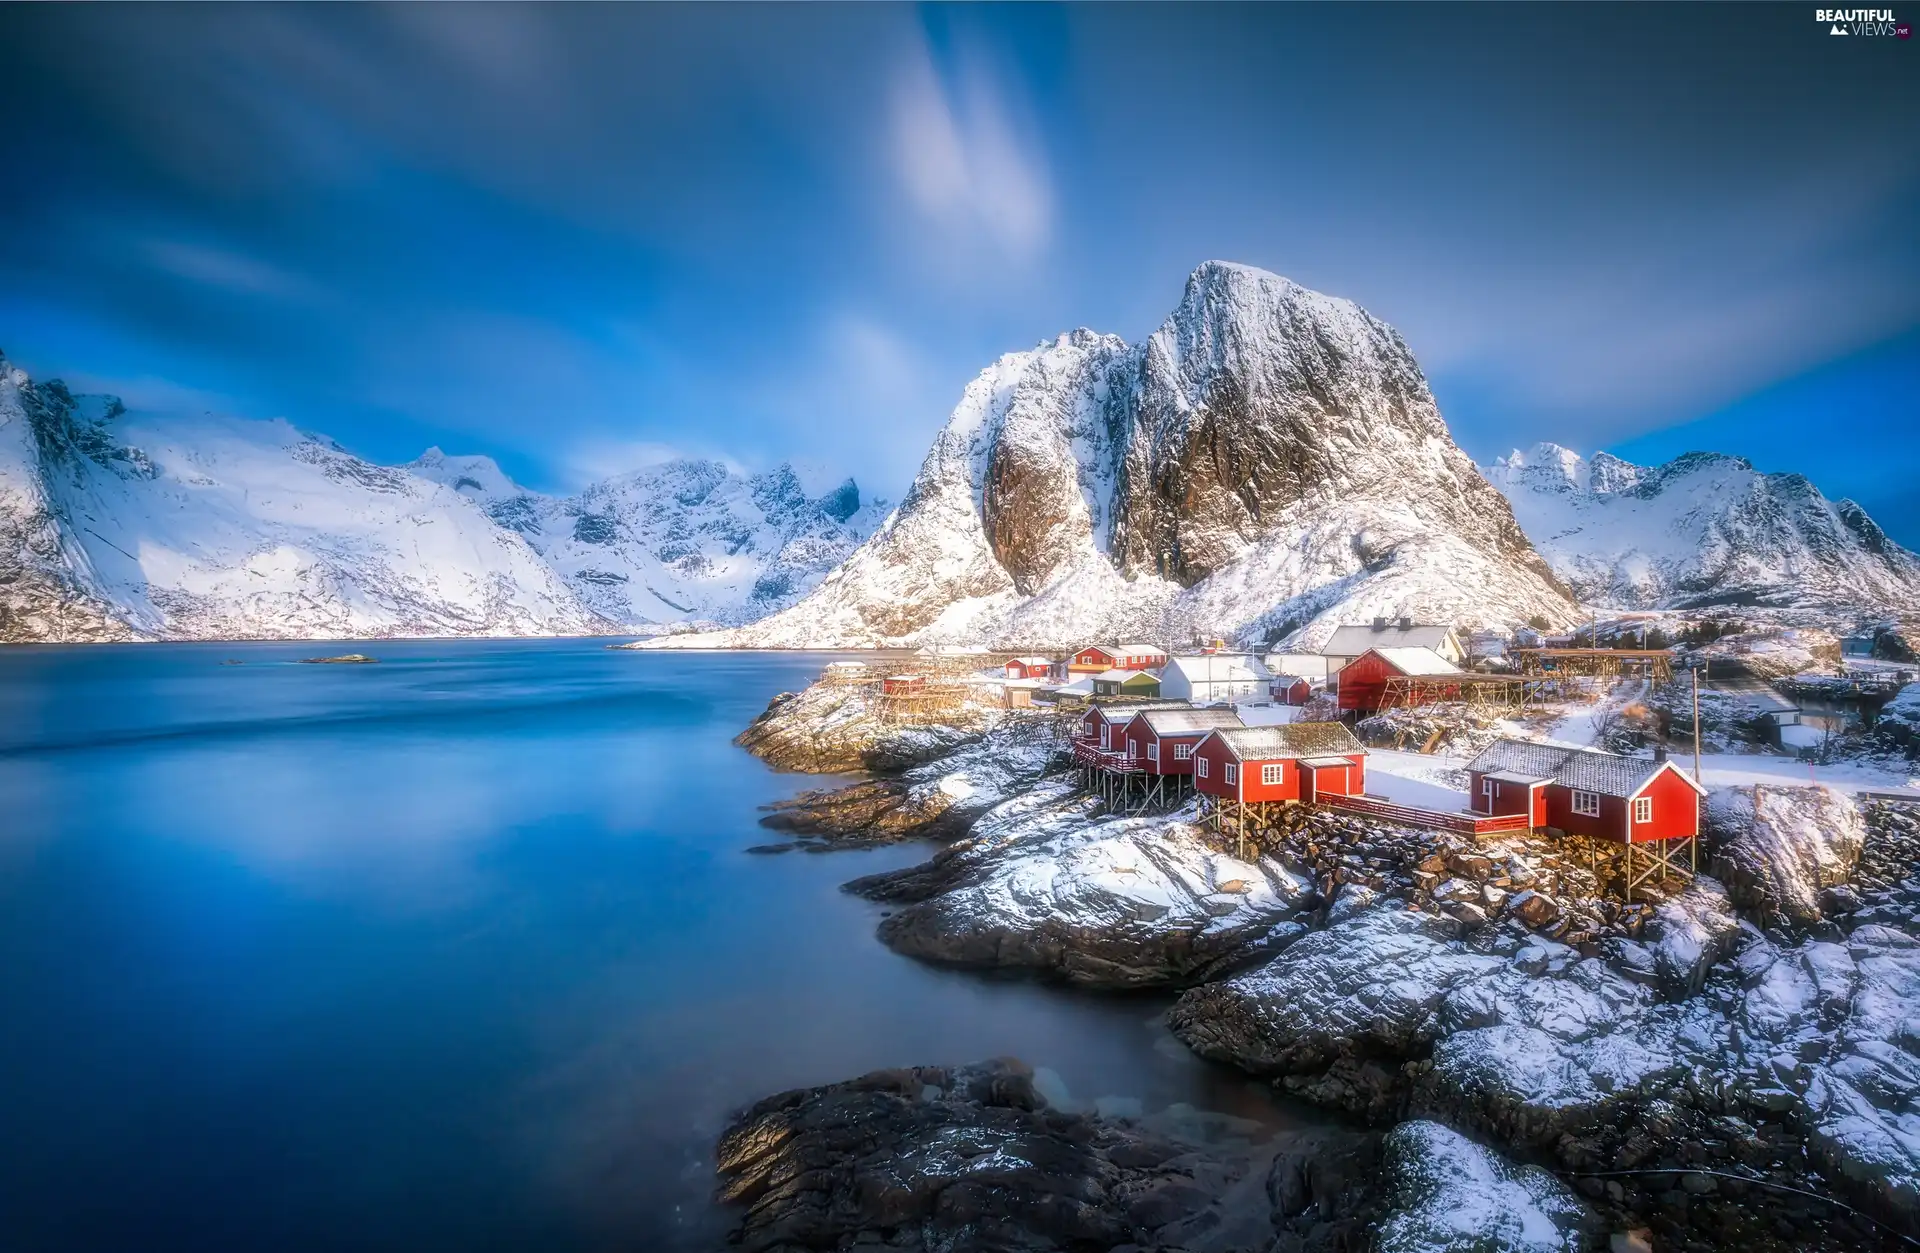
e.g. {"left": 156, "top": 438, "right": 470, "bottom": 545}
{"left": 4, "top": 261, "right": 1915, "bottom": 645}
{"left": 0, "top": 355, "right": 879, "bottom": 642}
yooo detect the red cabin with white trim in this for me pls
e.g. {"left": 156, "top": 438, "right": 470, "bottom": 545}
{"left": 1119, "top": 707, "right": 1245, "bottom": 776}
{"left": 1335, "top": 646, "right": 1464, "bottom": 713}
{"left": 1464, "top": 739, "right": 1704, "bottom": 842}
{"left": 1068, "top": 643, "right": 1170, "bottom": 674}
{"left": 1191, "top": 723, "right": 1368, "bottom": 803}
{"left": 1003, "top": 656, "right": 1054, "bottom": 680}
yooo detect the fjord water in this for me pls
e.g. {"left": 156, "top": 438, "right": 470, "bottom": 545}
{"left": 0, "top": 641, "right": 1288, "bottom": 1252}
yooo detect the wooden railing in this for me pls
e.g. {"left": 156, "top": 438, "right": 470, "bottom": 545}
{"left": 1320, "top": 792, "right": 1533, "bottom": 836}
{"left": 1070, "top": 740, "right": 1148, "bottom": 774}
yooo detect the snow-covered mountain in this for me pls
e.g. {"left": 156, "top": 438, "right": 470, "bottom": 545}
{"left": 651, "top": 261, "right": 1580, "bottom": 651}
{"left": 407, "top": 450, "right": 885, "bottom": 627}
{"left": 1485, "top": 442, "right": 1920, "bottom": 611}
{"left": 0, "top": 353, "right": 880, "bottom": 642}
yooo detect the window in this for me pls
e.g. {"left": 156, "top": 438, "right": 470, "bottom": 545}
{"left": 1634, "top": 796, "right": 1653, "bottom": 824}
{"left": 1146, "top": 742, "right": 1159, "bottom": 762}
{"left": 1196, "top": 757, "right": 1209, "bottom": 779}
{"left": 1481, "top": 777, "right": 1495, "bottom": 797}
{"left": 1262, "top": 763, "right": 1285, "bottom": 786}
{"left": 1224, "top": 763, "right": 1240, "bottom": 785}
{"left": 1571, "top": 789, "right": 1600, "bottom": 817}
{"left": 1173, "top": 743, "right": 1193, "bottom": 760}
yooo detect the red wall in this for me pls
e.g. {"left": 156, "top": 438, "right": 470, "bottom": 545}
{"left": 1071, "top": 648, "right": 1117, "bottom": 672}
{"left": 1123, "top": 721, "right": 1208, "bottom": 776}
{"left": 1336, "top": 650, "right": 1397, "bottom": 712}
{"left": 1193, "top": 737, "right": 1239, "bottom": 798}
{"left": 1303, "top": 756, "right": 1366, "bottom": 798}
{"left": 1470, "top": 773, "right": 1543, "bottom": 824}
{"left": 1542, "top": 783, "right": 1627, "bottom": 841}
{"left": 1630, "top": 766, "right": 1701, "bottom": 842}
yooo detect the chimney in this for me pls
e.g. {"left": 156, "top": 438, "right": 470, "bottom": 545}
{"left": 1654, "top": 744, "right": 1668, "bottom": 763}
{"left": 1398, "top": 616, "right": 1413, "bottom": 630}
{"left": 1372, "top": 616, "right": 1387, "bottom": 631}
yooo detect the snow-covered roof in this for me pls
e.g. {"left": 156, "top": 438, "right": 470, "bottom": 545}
{"left": 1087, "top": 699, "right": 1185, "bottom": 723}
{"left": 1208, "top": 722, "right": 1364, "bottom": 761}
{"left": 1465, "top": 738, "right": 1707, "bottom": 799}
{"left": 1055, "top": 677, "right": 1095, "bottom": 696}
{"left": 1006, "top": 656, "right": 1053, "bottom": 667}
{"left": 1369, "top": 646, "right": 1463, "bottom": 676}
{"left": 1487, "top": 770, "right": 1551, "bottom": 785}
{"left": 1167, "top": 654, "right": 1273, "bottom": 683}
{"left": 1136, "top": 708, "right": 1246, "bottom": 736}
{"left": 1113, "top": 643, "right": 1169, "bottom": 656}
{"left": 1302, "top": 756, "right": 1357, "bottom": 769}
{"left": 1093, "top": 667, "right": 1158, "bottom": 684}
{"left": 1323, "top": 623, "right": 1457, "bottom": 656}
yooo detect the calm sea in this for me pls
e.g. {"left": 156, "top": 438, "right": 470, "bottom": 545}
{"left": 0, "top": 639, "right": 1295, "bottom": 1252}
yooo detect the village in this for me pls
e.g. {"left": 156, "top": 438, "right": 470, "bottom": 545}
{"left": 818, "top": 616, "right": 1917, "bottom": 911}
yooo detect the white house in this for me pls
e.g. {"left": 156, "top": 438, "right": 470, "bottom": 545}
{"left": 1160, "top": 654, "right": 1274, "bottom": 702}
{"left": 1320, "top": 619, "right": 1465, "bottom": 677}
{"left": 1264, "top": 652, "right": 1329, "bottom": 681}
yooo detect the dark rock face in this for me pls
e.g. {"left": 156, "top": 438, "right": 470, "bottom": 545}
{"left": 713, "top": 1058, "right": 1290, "bottom": 1253}
{"left": 734, "top": 683, "right": 983, "bottom": 775}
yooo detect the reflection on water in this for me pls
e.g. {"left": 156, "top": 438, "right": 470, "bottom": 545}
{"left": 0, "top": 640, "right": 1310, "bottom": 1252}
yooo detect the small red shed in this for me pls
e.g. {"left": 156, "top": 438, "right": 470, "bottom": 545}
{"left": 881, "top": 674, "right": 927, "bottom": 697}
{"left": 1191, "top": 723, "right": 1368, "bottom": 804}
{"left": 1464, "top": 739, "right": 1705, "bottom": 842}
{"left": 1120, "top": 707, "right": 1246, "bottom": 776}
{"left": 1335, "top": 646, "right": 1463, "bottom": 713}
{"left": 1003, "top": 656, "right": 1054, "bottom": 680}
{"left": 1270, "top": 676, "right": 1312, "bottom": 706}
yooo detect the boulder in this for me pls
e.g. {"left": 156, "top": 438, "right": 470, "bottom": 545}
{"left": 1373, "top": 1120, "right": 1595, "bottom": 1253}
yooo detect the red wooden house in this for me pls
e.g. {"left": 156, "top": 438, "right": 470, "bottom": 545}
{"left": 1068, "top": 643, "right": 1170, "bottom": 674}
{"left": 1003, "top": 656, "right": 1055, "bottom": 680}
{"left": 1191, "top": 723, "right": 1368, "bottom": 805}
{"left": 1120, "top": 707, "right": 1245, "bottom": 777}
{"left": 1464, "top": 739, "right": 1704, "bottom": 845}
{"left": 1075, "top": 701, "right": 1186, "bottom": 755}
{"left": 1335, "top": 646, "right": 1463, "bottom": 713}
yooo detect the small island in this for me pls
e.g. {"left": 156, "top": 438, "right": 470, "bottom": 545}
{"left": 298, "top": 654, "right": 379, "bottom": 665}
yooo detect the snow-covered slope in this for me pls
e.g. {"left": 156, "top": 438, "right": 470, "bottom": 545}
{"left": 654, "top": 261, "right": 1579, "bottom": 651}
{"left": 1486, "top": 443, "right": 1920, "bottom": 611}
{"left": 0, "top": 355, "right": 611, "bottom": 641}
{"left": 408, "top": 450, "right": 885, "bottom": 628}
{"left": 0, "top": 353, "right": 881, "bottom": 642}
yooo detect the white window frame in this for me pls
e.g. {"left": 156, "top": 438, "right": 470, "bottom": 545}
{"left": 1100, "top": 723, "right": 1111, "bottom": 749}
{"left": 1633, "top": 796, "right": 1653, "bottom": 824}
{"left": 1481, "top": 777, "right": 1495, "bottom": 798}
{"left": 1224, "top": 762, "right": 1239, "bottom": 786}
{"left": 1571, "top": 789, "right": 1601, "bottom": 818}
{"left": 1261, "top": 763, "right": 1284, "bottom": 786}
{"left": 1196, "top": 757, "right": 1209, "bottom": 779}
{"left": 1147, "top": 742, "right": 1159, "bottom": 762}
{"left": 1173, "top": 743, "right": 1193, "bottom": 761}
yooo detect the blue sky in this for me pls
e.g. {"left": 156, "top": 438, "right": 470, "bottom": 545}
{"left": 1, "top": 5, "right": 1916, "bottom": 539}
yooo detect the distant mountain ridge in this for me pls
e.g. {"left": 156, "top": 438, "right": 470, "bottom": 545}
{"left": 650, "top": 261, "right": 1582, "bottom": 652}
{"left": 0, "top": 353, "right": 881, "bottom": 642}
{"left": 1484, "top": 442, "right": 1920, "bottom": 611}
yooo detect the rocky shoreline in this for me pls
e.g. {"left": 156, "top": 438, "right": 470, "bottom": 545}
{"left": 713, "top": 678, "right": 1920, "bottom": 1250}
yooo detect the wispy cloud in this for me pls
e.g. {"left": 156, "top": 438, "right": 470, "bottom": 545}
{"left": 143, "top": 239, "right": 327, "bottom": 304}
{"left": 887, "top": 35, "right": 1052, "bottom": 263}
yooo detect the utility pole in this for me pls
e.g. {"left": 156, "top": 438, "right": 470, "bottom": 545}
{"left": 1691, "top": 662, "right": 1703, "bottom": 784}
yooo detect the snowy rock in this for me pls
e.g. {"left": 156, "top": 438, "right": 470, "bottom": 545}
{"left": 1707, "top": 785, "right": 1866, "bottom": 926}
{"left": 733, "top": 680, "right": 985, "bottom": 774}
{"left": 1640, "top": 876, "right": 1741, "bottom": 999}
{"left": 1486, "top": 442, "right": 1920, "bottom": 613}
{"left": 1373, "top": 1121, "right": 1594, "bottom": 1253}
{"left": 869, "top": 805, "right": 1311, "bottom": 989}
{"left": 653, "top": 262, "right": 1578, "bottom": 651}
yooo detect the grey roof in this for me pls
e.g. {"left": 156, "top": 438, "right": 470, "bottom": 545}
{"left": 1208, "top": 722, "right": 1365, "bottom": 761}
{"left": 1136, "top": 708, "right": 1246, "bottom": 736}
{"left": 1323, "top": 623, "right": 1457, "bottom": 656}
{"left": 1464, "top": 738, "right": 1704, "bottom": 799}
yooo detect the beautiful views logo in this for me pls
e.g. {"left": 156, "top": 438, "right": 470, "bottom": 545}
{"left": 1815, "top": 7, "right": 1909, "bottom": 34}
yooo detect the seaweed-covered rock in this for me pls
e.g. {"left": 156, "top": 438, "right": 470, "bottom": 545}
{"left": 713, "top": 1058, "right": 1286, "bottom": 1252}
